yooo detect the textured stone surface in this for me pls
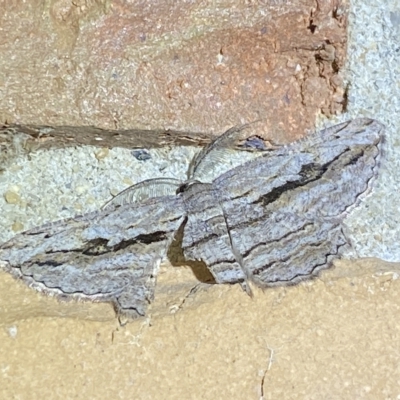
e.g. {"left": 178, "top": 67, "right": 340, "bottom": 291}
{"left": 0, "top": 0, "right": 348, "bottom": 142}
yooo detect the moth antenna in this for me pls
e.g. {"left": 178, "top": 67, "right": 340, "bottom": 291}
{"left": 102, "top": 177, "right": 182, "bottom": 209}
{"left": 188, "top": 120, "right": 267, "bottom": 182}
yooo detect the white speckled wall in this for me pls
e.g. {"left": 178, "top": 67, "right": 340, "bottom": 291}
{"left": 325, "top": 3, "right": 400, "bottom": 262}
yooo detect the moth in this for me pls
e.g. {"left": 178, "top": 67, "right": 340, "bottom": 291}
{"left": 0, "top": 118, "right": 384, "bottom": 319}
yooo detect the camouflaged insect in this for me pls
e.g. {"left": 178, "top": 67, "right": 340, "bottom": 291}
{"left": 0, "top": 119, "right": 384, "bottom": 318}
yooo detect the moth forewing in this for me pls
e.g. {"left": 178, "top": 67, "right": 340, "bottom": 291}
{"left": 0, "top": 195, "right": 186, "bottom": 319}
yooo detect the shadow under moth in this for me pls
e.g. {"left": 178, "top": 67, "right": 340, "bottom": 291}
{"left": 0, "top": 118, "right": 384, "bottom": 319}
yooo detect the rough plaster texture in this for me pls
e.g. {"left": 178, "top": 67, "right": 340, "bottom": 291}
{"left": 1, "top": 0, "right": 400, "bottom": 399}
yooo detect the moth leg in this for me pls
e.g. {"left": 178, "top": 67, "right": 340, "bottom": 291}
{"left": 182, "top": 214, "right": 248, "bottom": 287}
{"left": 182, "top": 184, "right": 249, "bottom": 288}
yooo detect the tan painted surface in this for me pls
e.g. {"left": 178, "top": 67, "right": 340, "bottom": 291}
{"left": 1, "top": 258, "right": 400, "bottom": 399}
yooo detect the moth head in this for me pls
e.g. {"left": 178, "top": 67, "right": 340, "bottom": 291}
{"left": 176, "top": 179, "right": 203, "bottom": 194}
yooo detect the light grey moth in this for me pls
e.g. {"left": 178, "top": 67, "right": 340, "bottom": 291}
{"left": 0, "top": 118, "right": 384, "bottom": 319}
